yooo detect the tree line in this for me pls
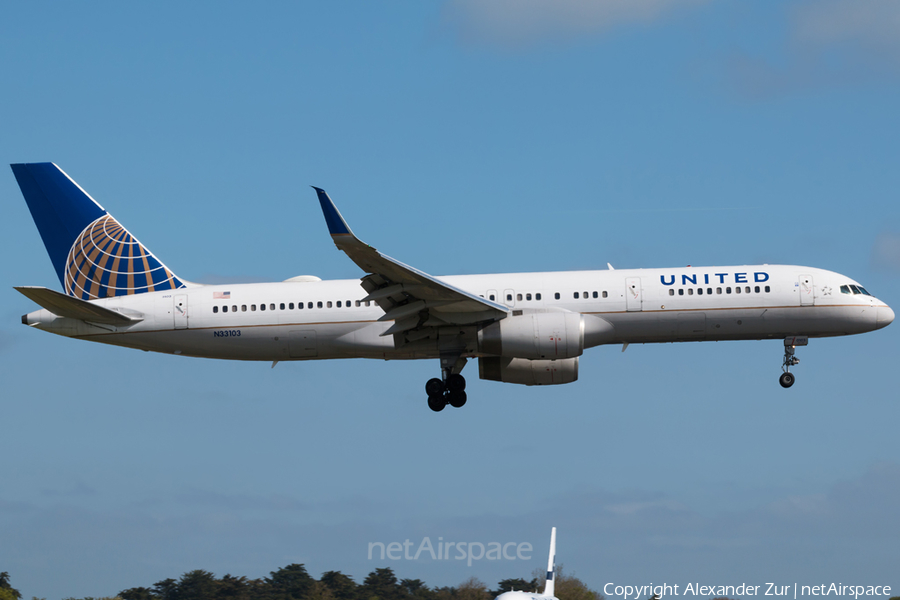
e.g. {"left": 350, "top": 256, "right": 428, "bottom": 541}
{"left": 1, "top": 565, "right": 602, "bottom": 600}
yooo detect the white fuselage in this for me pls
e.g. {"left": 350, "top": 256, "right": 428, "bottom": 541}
{"left": 24, "top": 264, "right": 893, "bottom": 363}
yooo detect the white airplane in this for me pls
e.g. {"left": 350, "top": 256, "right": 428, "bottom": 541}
{"left": 12, "top": 163, "right": 894, "bottom": 411}
{"left": 495, "top": 527, "right": 558, "bottom": 600}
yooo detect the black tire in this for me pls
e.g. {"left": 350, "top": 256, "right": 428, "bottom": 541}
{"left": 779, "top": 372, "right": 795, "bottom": 388}
{"left": 448, "top": 390, "right": 467, "bottom": 408}
{"left": 447, "top": 373, "right": 466, "bottom": 393}
{"left": 425, "top": 377, "right": 444, "bottom": 397}
{"left": 427, "top": 395, "right": 447, "bottom": 412}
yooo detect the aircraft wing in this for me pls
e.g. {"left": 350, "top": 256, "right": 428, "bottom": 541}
{"left": 15, "top": 286, "right": 142, "bottom": 325}
{"left": 312, "top": 187, "right": 509, "bottom": 336}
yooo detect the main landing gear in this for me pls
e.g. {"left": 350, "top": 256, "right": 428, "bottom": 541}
{"left": 780, "top": 336, "right": 808, "bottom": 388}
{"left": 426, "top": 374, "right": 467, "bottom": 411}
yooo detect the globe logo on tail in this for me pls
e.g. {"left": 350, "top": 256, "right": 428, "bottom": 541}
{"left": 64, "top": 215, "right": 184, "bottom": 300}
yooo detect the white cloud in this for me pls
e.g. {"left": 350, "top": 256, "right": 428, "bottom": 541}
{"left": 442, "top": 0, "right": 708, "bottom": 48}
{"left": 794, "top": 0, "right": 900, "bottom": 52}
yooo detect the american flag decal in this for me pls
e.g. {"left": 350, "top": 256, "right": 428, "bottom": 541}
{"left": 213, "top": 291, "right": 231, "bottom": 299}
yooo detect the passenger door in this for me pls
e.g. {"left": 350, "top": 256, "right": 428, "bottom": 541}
{"left": 799, "top": 274, "right": 815, "bottom": 306}
{"left": 174, "top": 294, "right": 188, "bottom": 329}
{"left": 625, "top": 277, "right": 642, "bottom": 312}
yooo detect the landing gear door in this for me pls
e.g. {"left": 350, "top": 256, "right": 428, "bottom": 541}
{"left": 174, "top": 294, "right": 189, "bottom": 329}
{"left": 626, "top": 277, "right": 642, "bottom": 312}
{"left": 799, "top": 274, "right": 815, "bottom": 306}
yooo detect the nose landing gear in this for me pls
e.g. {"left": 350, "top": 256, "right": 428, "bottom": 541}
{"left": 780, "top": 336, "right": 807, "bottom": 388}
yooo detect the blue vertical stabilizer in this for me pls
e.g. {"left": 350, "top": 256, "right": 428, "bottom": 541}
{"left": 10, "top": 163, "right": 185, "bottom": 299}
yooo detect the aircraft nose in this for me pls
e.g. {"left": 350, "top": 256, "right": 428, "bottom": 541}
{"left": 876, "top": 305, "right": 894, "bottom": 329}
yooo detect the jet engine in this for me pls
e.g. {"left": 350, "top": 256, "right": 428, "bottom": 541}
{"left": 478, "top": 356, "right": 579, "bottom": 386}
{"left": 477, "top": 310, "right": 584, "bottom": 359}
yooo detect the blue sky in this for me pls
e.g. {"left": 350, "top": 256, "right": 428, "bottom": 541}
{"left": 1, "top": 1, "right": 899, "bottom": 598}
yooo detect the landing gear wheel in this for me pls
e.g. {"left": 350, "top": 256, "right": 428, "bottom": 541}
{"left": 448, "top": 390, "right": 467, "bottom": 408}
{"left": 447, "top": 374, "right": 466, "bottom": 393}
{"left": 427, "top": 394, "right": 447, "bottom": 412}
{"left": 425, "top": 378, "right": 445, "bottom": 397}
{"left": 779, "top": 372, "right": 795, "bottom": 388}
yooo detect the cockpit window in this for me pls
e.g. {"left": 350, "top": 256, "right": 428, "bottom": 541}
{"left": 857, "top": 286, "right": 871, "bottom": 296}
{"left": 840, "top": 285, "right": 851, "bottom": 295}
{"left": 849, "top": 285, "right": 861, "bottom": 295}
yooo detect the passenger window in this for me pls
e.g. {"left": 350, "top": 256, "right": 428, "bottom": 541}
{"left": 602, "top": 291, "right": 608, "bottom": 298}
{"left": 280, "top": 303, "right": 286, "bottom": 310}
{"left": 223, "top": 305, "right": 229, "bottom": 312}
{"left": 260, "top": 304, "right": 266, "bottom": 311}
{"left": 327, "top": 301, "right": 332, "bottom": 308}
{"left": 754, "top": 286, "right": 760, "bottom": 293}
{"left": 213, "top": 306, "right": 219, "bottom": 313}
{"left": 251, "top": 304, "right": 257, "bottom": 311}
{"left": 726, "top": 287, "right": 731, "bottom": 294}
{"left": 337, "top": 301, "right": 342, "bottom": 308}
{"left": 592, "top": 291, "right": 598, "bottom": 298}
{"left": 507, "top": 294, "right": 513, "bottom": 302}
{"left": 526, "top": 293, "right": 532, "bottom": 301}
{"left": 688, "top": 289, "right": 694, "bottom": 295}
{"left": 317, "top": 301, "right": 323, "bottom": 308}
{"left": 489, "top": 294, "right": 495, "bottom": 301}
{"left": 232, "top": 305, "right": 237, "bottom": 312}
{"left": 242, "top": 305, "right": 247, "bottom": 312}
{"left": 669, "top": 289, "right": 674, "bottom": 296}
{"left": 298, "top": 302, "right": 303, "bottom": 309}
{"left": 517, "top": 293, "right": 523, "bottom": 301}
{"left": 365, "top": 301, "right": 371, "bottom": 307}
{"left": 270, "top": 303, "right": 275, "bottom": 310}
{"left": 745, "top": 287, "right": 750, "bottom": 294}
{"left": 678, "top": 289, "right": 684, "bottom": 296}
{"left": 765, "top": 286, "right": 770, "bottom": 293}
{"left": 289, "top": 303, "right": 294, "bottom": 309}
{"left": 698, "top": 288, "right": 703, "bottom": 295}
{"left": 536, "top": 293, "right": 542, "bottom": 300}
{"left": 574, "top": 292, "right": 579, "bottom": 299}
{"left": 583, "top": 291, "right": 588, "bottom": 298}
{"left": 735, "top": 287, "right": 741, "bottom": 294}
{"left": 707, "top": 288, "right": 712, "bottom": 295}
{"left": 356, "top": 300, "right": 361, "bottom": 307}
{"left": 555, "top": 292, "right": 560, "bottom": 300}
{"left": 716, "top": 287, "right": 722, "bottom": 294}
{"left": 346, "top": 300, "right": 351, "bottom": 307}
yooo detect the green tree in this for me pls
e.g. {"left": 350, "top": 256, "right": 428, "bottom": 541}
{"left": 118, "top": 589, "right": 156, "bottom": 600}
{"left": 455, "top": 578, "right": 489, "bottom": 600}
{"left": 358, "top": 568, "right": 404, "bottom": 600}
{"left": 319, "top": 572, "right": 357, "bottom": 600}
{"left": 152, "top": 578, "right": 179, "bottom": 600}
{"left": 177, "top": 570, "right": 219, "bottom": 600}
{"left": 218, "top": 575, "right": 253, "bottom": 600}
{"left": 0, "top": 589, "right": 18, "bottom": 600}
{"left": 0, "top": 573, "right": 21, "bottom": 600}
{"left": 266, "top": 564, "right": 314, "bottom": 600}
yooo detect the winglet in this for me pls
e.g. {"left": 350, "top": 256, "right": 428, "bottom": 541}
{"left": 312, "top": 186, "right": 354, "bottom": 237}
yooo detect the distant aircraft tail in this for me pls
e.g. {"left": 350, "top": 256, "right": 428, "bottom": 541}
{"left": 544, "top": 527, "right": 556, "bottom": 598}
{"left": 11, "top": 163, "right": 186, "bottom": 300}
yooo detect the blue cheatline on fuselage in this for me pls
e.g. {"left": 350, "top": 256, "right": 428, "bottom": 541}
{"left": 11, "top": 162, "right": 184, "bottom": 300}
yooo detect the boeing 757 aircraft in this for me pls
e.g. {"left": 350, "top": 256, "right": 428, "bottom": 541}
{"left": 11, "top": 163, "right": 894, "bottom": 411}
{"left": 495, "top": 527, "right": 558, "bottom": 600}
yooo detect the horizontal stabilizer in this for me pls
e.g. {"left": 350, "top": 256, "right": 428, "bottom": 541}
{"left": 15, "top": 286, "right": 141, "bottom": 325}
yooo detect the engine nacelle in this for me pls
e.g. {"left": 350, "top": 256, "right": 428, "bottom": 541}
{"left": 479, "top": 356, "right": 579, "bottom": 386}
{"left": 477, "top": 310, "right": 584, "bottom": 359}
